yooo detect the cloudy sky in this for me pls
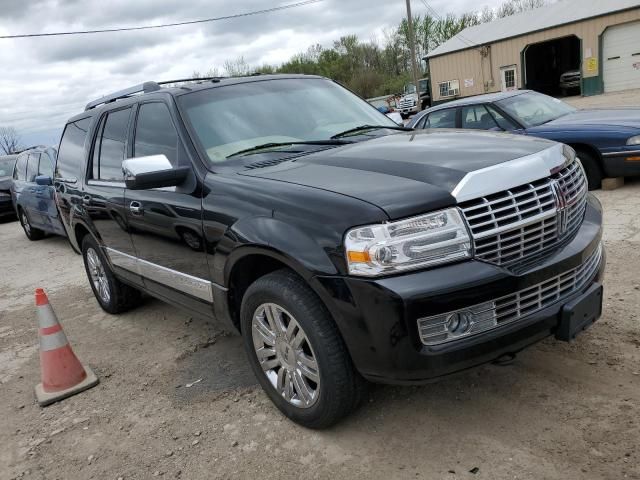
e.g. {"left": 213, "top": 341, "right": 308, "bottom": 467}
{"left": 0, "top": 0, "right": 500, "bottom": 146}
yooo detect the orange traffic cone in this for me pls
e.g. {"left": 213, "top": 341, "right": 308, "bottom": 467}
{"left": 34, "top": 288, "right": 99, "bottom": 406}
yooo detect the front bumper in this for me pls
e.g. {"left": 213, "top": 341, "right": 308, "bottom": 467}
{"left": 314, "top": 195, "right": 605, "bottom": 384}
{"left": 0, "top": 194, "right": 15, "bottom": 217}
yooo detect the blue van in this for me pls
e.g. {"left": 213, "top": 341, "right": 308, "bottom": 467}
{"left": 11, "top": 146, "right": 66, "bottom": 240}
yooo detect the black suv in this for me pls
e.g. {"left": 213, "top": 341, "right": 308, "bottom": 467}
{"left": 55, "top": 74, "right": 605, "bottom": 428}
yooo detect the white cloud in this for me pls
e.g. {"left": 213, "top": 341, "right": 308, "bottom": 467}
{"left": 0, "top": 0, "right": 501, "bottom": 144}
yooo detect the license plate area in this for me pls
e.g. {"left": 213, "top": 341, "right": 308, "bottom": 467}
{"left": 556, "top": 283, "right": 603, "bottom": 342}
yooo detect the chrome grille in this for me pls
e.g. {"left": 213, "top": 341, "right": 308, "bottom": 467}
{"left": 494, "top": 243, "right": 602, "bottom": 324}
{"left": 417, "top": 243, "right": 602, "bottom": 345}
{"left": 459, "top": 159, "right": 588, "bottom": 266}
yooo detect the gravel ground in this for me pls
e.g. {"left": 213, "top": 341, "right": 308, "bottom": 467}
{"left": 1, "top": 93, "right": 640, "bottom": 480}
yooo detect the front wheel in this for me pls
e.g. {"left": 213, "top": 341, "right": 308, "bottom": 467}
{"left": 240, "top": 270, "right": 365, "bottom": 428}
{"left": 19, "top": 209, "right": 45, "bottom": 241}
{"left": 81, "top": 235, "right": 141, "bottom": 314}
{"left": 575, "top": 149, "right": 603, "bottom": 190}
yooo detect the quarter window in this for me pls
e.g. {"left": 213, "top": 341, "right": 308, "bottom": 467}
{"left": 93, "top": 108, "right": 132, "bottom": 181}
{"left": 134, "top": 103, "right": 178, "bottom": 166}
{"left": 438, "top": 80, "right": 460, "bottom": 98}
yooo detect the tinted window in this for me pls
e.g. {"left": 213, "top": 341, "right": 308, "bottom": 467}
{"left": 485, "top": 105, "right": 518, "bottom": 131}
{"left": 425, "top": 109, "right": 457, "bottom": 128}
{"left": 134, "top": 103, "right": 178, "bottom": 166}
{"left": 26, "top": 153, "right": 40, "bottom": 182}
{"left": 95, "top": 108, "right": 131, "bottom": 180}
{"left": 38, "top": 154, "right": 54, "bottom": 177}
{"left": 56, "top": 118, "right": 91, "bottom": 180}
{"left": 462, "top": 105, "right": 497, "bottom": 130}
{"left": 14, "top": 154, "right": 27, "bottom": 180}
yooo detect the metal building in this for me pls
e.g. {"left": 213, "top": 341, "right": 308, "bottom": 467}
{"left": 425, "top": 0, "right": 640, "bottom": 105}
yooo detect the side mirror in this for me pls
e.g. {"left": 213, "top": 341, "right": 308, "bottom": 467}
{"left": 35, "top": 175, "right": 53, "bottom": 186}
{"left": 122, "top": 155, "right": 190, "bottom": 190}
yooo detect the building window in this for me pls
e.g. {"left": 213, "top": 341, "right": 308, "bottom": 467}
{"left": 438, "top": 80, "right": 460, "bottom": 98}
{"left": 504, "top": 69, "right": 515, "bottom": 89}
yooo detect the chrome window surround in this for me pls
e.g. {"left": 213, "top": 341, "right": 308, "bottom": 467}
{"left": 457, "top": 149, "right": 587, "bottom": 266}
{"left": 417, "top": 242, "right": 602, "bottom": 346}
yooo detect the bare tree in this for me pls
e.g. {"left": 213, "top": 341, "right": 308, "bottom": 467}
{"left": 0, "top": 126, "right": 20, "bottom": 155}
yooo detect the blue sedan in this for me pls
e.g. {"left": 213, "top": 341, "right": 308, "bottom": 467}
{"left": 408, "top": 90, "right": 640, "bottom": 189}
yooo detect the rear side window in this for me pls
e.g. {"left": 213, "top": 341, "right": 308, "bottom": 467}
{"left": 56, "top": 118, "right": 91, "bottom": 180}
{"left": 26, "top": 153, "right": 40, "bottom": 182}
{"left": 93, "top": 107, "right": 132, "bottom": 181}
{"left": 134, "top": 103, "right": 178, "bottom": 166}
{"left": 425, "top": 108, "right": 457, "bottom": 128}
{"left": 14, "top": 154, "right": 27, "bottom": 180}
{"left": 39, "top": 154, "right": 54, "bottom": 177}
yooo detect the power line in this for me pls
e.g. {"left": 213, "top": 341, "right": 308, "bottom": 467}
{"left": 419, "top": 0, "right": 479, "bottom": 50}
{"left": 0, "top": 0, "right": 323, "bottom": 39}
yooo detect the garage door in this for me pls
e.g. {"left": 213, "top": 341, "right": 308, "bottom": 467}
{"left": 603, "top": 21, "right": 640, "bottom": 93}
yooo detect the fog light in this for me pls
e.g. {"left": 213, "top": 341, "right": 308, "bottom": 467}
{"left": 446, "top": 311, "right": 472, "bottom": 336}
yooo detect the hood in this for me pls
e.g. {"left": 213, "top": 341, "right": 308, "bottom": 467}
{"left": 240, "top": 129, "right": 557, "bottom": 219}
{"left": 542, "top": 108, "right": 640, "bottom": 129}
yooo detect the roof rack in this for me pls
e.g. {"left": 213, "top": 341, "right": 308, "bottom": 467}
{"left": 84, "top": 77, "right": 227, "bottom": 111}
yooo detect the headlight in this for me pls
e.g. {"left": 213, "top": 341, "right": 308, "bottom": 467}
{"left": 344, "top": 208, "right": 472, "bottom": 277}
{"left": 627, "top": 135, "right": 640, "bottom": 146}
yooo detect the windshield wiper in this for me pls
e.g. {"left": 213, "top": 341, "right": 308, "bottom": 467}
{"left": 330, "top": 124, "right": 412, "bottom": 139}
{"left": 227, "top": 140, "right": 351, "bottom": 158}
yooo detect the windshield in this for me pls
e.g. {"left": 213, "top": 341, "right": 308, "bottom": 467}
{"left": 178, "top": 78, "right": 397, "bottom": 163}
{"left": 496, "top": 91, "right": 576, "bottom": 128}
{"left": 0, "top": 157, "right": 16, "bottom": 177}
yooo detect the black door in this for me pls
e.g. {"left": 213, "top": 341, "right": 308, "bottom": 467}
{"left": 124, "top": 101, "right": 210, "bottom": 306}
{"left": 84, "top": 107, "right": 138, "bottom": 265}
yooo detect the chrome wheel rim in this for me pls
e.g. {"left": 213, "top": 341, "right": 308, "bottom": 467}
{"left": 21, "top": 212, "right": 31, "bottom": 235}
{"left": 86, "top": 247, "right": 111, "bottom": 304}
{"left": 252, "top": 303, "right": 320, "bottom": 408}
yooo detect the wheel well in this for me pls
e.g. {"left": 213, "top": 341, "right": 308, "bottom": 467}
{"left": 568, "top": 143, "right": 603, "bottom": 173}
{"left": 74, "top": 224, "right": 90, "bottom": 249}
{"left": 227, "top": 254, "right": 293, "bottom": 331}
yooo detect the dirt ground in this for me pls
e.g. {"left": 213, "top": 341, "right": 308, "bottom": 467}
{"left": 2, "top": 95, "right": 640, "bottom": 480}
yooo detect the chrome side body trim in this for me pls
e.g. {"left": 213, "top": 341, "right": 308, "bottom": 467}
{"left": 452, "top": 144, "right": 566, "bottom": 203}
{"left": 87, "top": 180, "right": 126, "bottom": 188}
{"left": 601, "top": 149, "right": 640, "bottom": 157}
{"left": 104, "top": 247, "right": 222, "bottom": 302}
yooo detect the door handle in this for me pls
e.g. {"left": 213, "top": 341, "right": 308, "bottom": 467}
{"left": 129, "top": 201, "right": 143, "bottom": 216}
{"left": 82, "top": 195, "right": 91, "bottom": 205}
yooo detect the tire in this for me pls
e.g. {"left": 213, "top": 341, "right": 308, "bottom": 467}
{"left": 81, "top": 235, "right": 141, "bottom": 314}
{"left": 575, "top": 149, "right": 603, "bottom": 190}
{"left": 19, "top": 208, "right": 45, "bottom": 241}
{"left": 240, "top": 269, "right": 366, "bottom": 429}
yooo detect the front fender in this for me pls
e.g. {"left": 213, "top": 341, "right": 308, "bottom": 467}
{"left": 217, "top": 215, "right": 340, "bottom": 287}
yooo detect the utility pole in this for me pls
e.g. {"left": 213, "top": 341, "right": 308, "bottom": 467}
{"left": 405, "top": 0, "right": 422, "bottom": 112}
